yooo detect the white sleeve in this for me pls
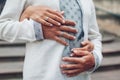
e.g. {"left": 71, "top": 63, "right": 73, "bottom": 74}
{"left": 88, "top": 1, "right": 103, "bottom": 73}
{"left": 0, "top": 18, "right": 37, "bottom": 42}
{"left": 0, "top": 0, "right": 37, "bottom": 42}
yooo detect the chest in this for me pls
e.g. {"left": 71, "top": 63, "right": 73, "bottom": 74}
{"left": 26, "top": 0, "right": 60, "bottom": 10}
{"left": 27, "top": 0, "right": 92, "bottom": 16}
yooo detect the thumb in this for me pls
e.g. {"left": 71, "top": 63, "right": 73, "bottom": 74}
{"left": 81, "top": 41, "right": 88, "bottom": 47}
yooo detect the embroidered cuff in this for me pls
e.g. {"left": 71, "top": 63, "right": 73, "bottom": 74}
{"left": 30, "top": 19, "right": 44, "bottom": 41}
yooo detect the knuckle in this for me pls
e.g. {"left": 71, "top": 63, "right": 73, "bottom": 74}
{"left": 81, "top": 58, "right": 86, "bottom": 64}
{"left": 41, "top": 13, "right": 46, "bottom": 17}
{"left": 45, "top": 8, "right": 50, "bottom": 12}
{"left": 53, "top": 16, "right": 57, "bottom": 19}
{"left": 42, "top": 21, "right": 46, "bottom": 24}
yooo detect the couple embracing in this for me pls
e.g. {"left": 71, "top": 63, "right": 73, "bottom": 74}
{"left": 0, "top": 0, "right": 102, "bottom": 80}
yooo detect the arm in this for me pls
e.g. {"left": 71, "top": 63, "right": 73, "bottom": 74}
{"left": 87, "top": 1, "right": 102, "bottom": 72}
{"left": 20, "top": 5, "right": 78, "bottom": 45}
{"left": 0, "top": 1, "right": 36, "bottom": 42}
{"left": 0, "top": 18, "right": 37, "bottom": 42}
{"left": 0, "top": 0, "right": 38, "bottom": 42}
{"left": 60, "top": 1, "right": 102, "bottom": 76}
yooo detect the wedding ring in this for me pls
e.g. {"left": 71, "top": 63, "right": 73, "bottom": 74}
{"left": 45, "top": 17, "right": 49, "bottom": 21}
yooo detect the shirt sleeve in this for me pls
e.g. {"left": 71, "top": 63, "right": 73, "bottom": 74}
{"left": 87, "top": 1, "right": 103, "bottom": 73}
{"left": 0, "top": 0, "right": 38, "bottom": 42}
{"left": 31, "top": 19, "right": 44, "bottom": 41}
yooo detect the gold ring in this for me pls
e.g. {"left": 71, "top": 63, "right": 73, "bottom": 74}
{"left": 45, "top": 17, "right": 49, "bottom": 21}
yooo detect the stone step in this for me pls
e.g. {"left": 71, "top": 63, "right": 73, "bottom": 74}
{"left": 0, "top": 61, "right": 23, "bottom": 79}
{"left": 102, "top": 38, "right": 120, "bottom": 56}
{"left": 2, "top": 69, "right": 120, "bottom": 80}
{"left": 0, "top": 61, "right": 23, "bottom": 74}
{"left": 0, "top": 41, "right": 25, "bottom": 47}
{"left": 2, "top": 79, "right": 22, "bottom": 80}
{"left": 97, "top": 17, "right": 120, "bottom": 37}
{"left": 92, "top": 69, "right": 120, "bottom": 80}
{"left": 101, "top": 30, "right": 115, "bottom": 43}
{"left": 97, "top": 55, "right": 120, "bottom": 72}
{"left": 0, "top": 47, "right": 25, "bottom": 61}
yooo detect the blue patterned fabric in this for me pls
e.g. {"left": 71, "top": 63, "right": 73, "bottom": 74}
{"left": 60, "top": 0, "right": 84, "bottom": 57}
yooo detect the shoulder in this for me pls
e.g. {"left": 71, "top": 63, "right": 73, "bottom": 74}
{"left": 0, "top": 0, "right": 27, "bottom": 19}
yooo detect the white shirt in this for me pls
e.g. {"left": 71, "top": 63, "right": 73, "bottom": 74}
{"left": 0, "top": 0, "right": 102, "bottom": 80}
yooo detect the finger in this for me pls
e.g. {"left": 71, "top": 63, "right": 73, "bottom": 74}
{"left": 60, "top": 26, "right": 78, "bottom": 33}
{"left": 30, "top": 15, "right": 53, "bottom": 27}
{"left": 57, "top": 31, "right": 76, "bottom": 40}
{"left": 54, "top": 36, "right": 68, "bottom": 46}
{"left": 62, "top": 57, "right": 84, "bottom": 64}
{"left": 66, "top": 72, "right": 82, "bottom": 77}
{"left": 81, "top": 40, "right": 89, "bottom": 46}
{"left": 20, "top": 15, "right": 28, "bottom": 21}
{"left": 62, "top": 69, "right": 81, "bottom": 74}
{"left": 64, "top": 20, "right": 76, "bottom": 26}
{"left": 45, "top": 12, "right": 65, "bottom": 24}
{"left": 55, "top": 11, "right": 64, "bottom": 15}
{"left": 61, "top": 11, "right": 64, "bottom": 15}
{"left": 47, "top": 9, "right": 65, "bottom": 20}
{"left": 81, "top": 41, "right": 94, "bottom": 51}
{"left": 82, "top": 45, "right": 90, "bottom": 51}
{"left": 72, "top": 48, "right": 89, "bottom": 56}
{"left": 44, "top": 16, "right": 61, "bottom": 26}
{"left": 60, "top": 64, "right": 80, "bottom": 70}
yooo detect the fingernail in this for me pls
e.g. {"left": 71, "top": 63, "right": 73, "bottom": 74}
{"left": 50, "top": 24, "right": 53, "bottom": 26}
{"left": 61, "top": 11, "right": 64, "bottom": 13}
{"left": 73, "top": 50, "right": 77, "bottom": 53}
{"left": 70, "top": 53, "right": 74, "bottom": 57}
{"left": 62, "top": 20, "right": 65, "bottom": 23}
{"left": 81, "top": 42, "right": 84, "bottom": 44}
{"left": 73, "top": 37, "right": 76, "bottom": 39}
{"left": 58, "top": 23, "right": 61, "bottom": 25}
{"left": 71, "top": 49, "right": 74, "bottom": 52}
{"left": 62, "top": 57, "right": 65, "bottom": 60}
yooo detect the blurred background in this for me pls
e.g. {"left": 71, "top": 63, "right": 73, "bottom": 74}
{"left": 0, "top": 0, "right": 120, "bottom": 80}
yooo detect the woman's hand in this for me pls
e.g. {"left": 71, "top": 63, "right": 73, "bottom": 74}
{"left": 61, "top": 50, "right": 95, "bottom": 77}
{"left": 60, "top": 40, "right": 95, "bottom": 76}
{"left": 42, "top": 20, "right": 78, "bottom": 46}
{"left": 81, "top": 40, "right": 94, "bottom": 52}
{"left": 20, "top": 6, "right": 65, "bottom": 26}
{"left": 71, "top": 40, "right": 94, "bottom": 56}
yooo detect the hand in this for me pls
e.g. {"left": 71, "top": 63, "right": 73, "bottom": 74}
{"left": 60, "top": 49, "right": 95, "bottom": 77}
{"left": 20, "top": 6, "right": 65, "bottom": 26}
{"left": 70, "top": 40, "right": 94, "bottom": 57}
{"left": 81, "top": 40, "right": 94, "bottom": 52}
{"left": 42, "top": 20, "right": 78, "bottom": 46}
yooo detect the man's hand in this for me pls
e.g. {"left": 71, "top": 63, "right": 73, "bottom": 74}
{"left": 20, "top": 6, "right": 65, "bottom": 26}
{"left": 70, "top": 40, "right": 94, "bottom": 56}
{"left": 42, "top": 20, "right": 78, "bottom": 46}
{"left": 81, "top": 40, "right": 94, "bottom": 52}
{"left": 60, "top": 49, "right": 95, "bottom": 77}
{"left": 20, "top": 6, "right": 78, "bottom": 46}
